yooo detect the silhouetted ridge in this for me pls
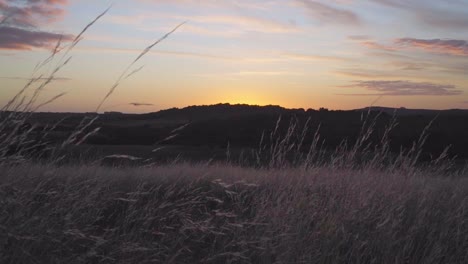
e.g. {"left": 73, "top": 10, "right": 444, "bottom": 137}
{"left": 139, "top": 103, "right": 305, "bottom": 121}
{"left": 6, "top": 104, "right": 468, "bottom": 159}
{"left": 357, "top": 106, "right": 468, "bottom": 116}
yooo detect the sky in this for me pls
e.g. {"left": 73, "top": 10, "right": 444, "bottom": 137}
{"left": 1, "top": 0, "right": 468, "bottom": 113}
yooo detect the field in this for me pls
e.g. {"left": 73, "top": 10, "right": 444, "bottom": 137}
{"left": 2, "top": 112, "right": 468, "bottom": 263}
{"left": 2, "top": 161, "right": 468, "bottom": 263}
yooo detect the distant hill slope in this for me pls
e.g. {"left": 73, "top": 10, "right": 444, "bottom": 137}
{"left": 137, "top": 103, "right": 306, "bottom": 121}
{"left": 9, "top": 104, "right": 468, "bottom": 159}
{"left": 21, "top": 104, "right": 468, "bottom": 123}
{"left": 357, "top": 106, "right": 468, "bottom": 116}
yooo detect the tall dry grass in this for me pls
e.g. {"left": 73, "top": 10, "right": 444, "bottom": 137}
{"left": 1, "top": 162, "right": 468, "bottom": 263}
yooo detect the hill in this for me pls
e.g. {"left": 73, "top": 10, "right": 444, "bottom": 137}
{"left": 11, "top": 104, "right": 468, "bottom": 161}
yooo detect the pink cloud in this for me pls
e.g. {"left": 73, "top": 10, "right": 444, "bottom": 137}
{"left": 295, "top": 0, "right": 361, "bottom": 26}
{"left": 342, "top": 80, "right": 463, "bottom": 96}
{"left": 360, "top": 41, "right": 397, "bottom": 52}
{"left": 0, "top": 26, "right": 72, "bottom": 50}
{"left": 1, "top": 0, "right": 67, "bottom": 27}
{"left": 356, "top": 37, "right": 468, "bottom": 57}
{"left": 0, "top": 0, "right": 70, "bottom": 50}
{"left": 396, "top": 38, "right": 468, "bottom": 56}
{"left": 372, "top": 0, "right": 468, "bottom": 29}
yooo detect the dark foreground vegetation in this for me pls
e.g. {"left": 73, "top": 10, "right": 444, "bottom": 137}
{"left": 1, "top": 162, "right": 468, "bottom": 263}
{"left": 2, "top": 107, "right": 468, "bottom": 263}
{"left": 15, "top": 104, "right": 468, "bottom": 164}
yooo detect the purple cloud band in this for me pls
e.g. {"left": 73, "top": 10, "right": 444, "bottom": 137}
{"left": 0, "top": 0, "right": 70, "bottom": 50}
{"left": 129, "top": 102, "right": 154, "bottom": 107}
{"left": 0, "top": 26, "right": 72, "bottom": 50}
{"left": 372, "top": 0, "right": 468, "bottom": 29}
{"left": 296, "top": 0, "right": 361, "bottom": 26}
{"left": 342, "top": 80, "right": 463, "bottom": 96}
{"left": 396, "top": 38, "right": 468, "bottom": 56}
{"left": 358, "top": 38, "right": 468, "bottom": 57}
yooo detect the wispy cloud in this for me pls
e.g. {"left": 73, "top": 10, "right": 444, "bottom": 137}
{"left": 337, "top": 58, "right": 468, "bottom": 79}
{"left": 185, "top": 14, "right": 299, "bottom": 34}
{"left": 356, "top": 38, "right": 468, "bottom": 57}
{"left": 158, "top": 15, "right": 298, "bottom": 36}
{"left": 440, "top": 63, "right": 468, "bottom": 75}
{"left": 387, "top": 61, "right": 432, "bottom": 71}
{"left": 335, "top": 68, "right": 409, "bottom": 78}
{"left": 295, "top": 0, "right": 361, "bottom": 25}
{"left": 0, "top": 26, "right": 72, "bottom": 50}
{"left": 341, "top": 80, "right": 463, "bottom": 96}
{"left": 192, "top": 70, "right": 305, "bottom": 79}
{"left": 396, "top": 38, "right": 468, "bottom": 56}
{"left": 0, "top": 0, "right": 68, "bottom": 27}
{"left": 0, "top": 0, "right": 71, "bottom": 50}
{"left": 372, "top": 0, "right": 468, "bottom": 29}
{"left": 107, "top": 0, "right": 299, "bottom": 36}
{"left": 176, "top": 24, "right": 244, "bottom": 38}
{"left": 282, "top": 52, "right": 348, "bottom": 62}
{"left": 75, "top": 46, "right": 348, "bottom": 65}
{"left": 348, "top": 35, "right": 371, "bottom": 41}
{"left": 138, "top": 0, "right": 277, "bottom": 11}
{"left": 0, "top": 76, "right": 71, "bottom": 81}
{"left": 233, "top": 71, "right": 305, "bottom": 76}
{"left": 335, "top": 62, "right": 463, "bottom": 79}
{"left": 129, "top": 102, "right": 154, "bottom": 106}
{"left": 359, "top": 41, "right": 397, "bottom": 52}
{"left": 75, "top": 46, "right": 236, "bottom": 60}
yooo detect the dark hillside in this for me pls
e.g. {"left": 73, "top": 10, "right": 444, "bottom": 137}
{"left": 11, "top": 104, "right": 468, "bottom": 160}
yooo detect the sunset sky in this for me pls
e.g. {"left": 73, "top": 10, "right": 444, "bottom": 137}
{"left": 1, "top": 0, "right": 468, "bottom": 113}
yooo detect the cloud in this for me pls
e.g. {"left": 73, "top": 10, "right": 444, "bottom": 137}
{"left": 335, "top": 62, "right": 430, "bottom": 78}
{"left": 335, "top": 68, "right": 405, "bottom": 78}
{"left": 372, "top": 0, "right": 468, "bottom": 29}
{"left": 232, "top": 71, "right": 305, "bottom": 76}
{"left": 0, "top": 26, "right": 72, "bottom": 50}
{"left": 75, "top": 46, "right": 236, "bottom": 61}
{"left": 0, "top": 76, "right": 71, "bottom": 81}
{"left": 440, "top": 63, "right": 468, "bottom": 75}
{"left": 295, "top": 0, "right": 361, "bottom": 25}
{"left": 422, "top": 12, "right": 468, "bottom": 29}
{"left": 183, "top": 14, "right": 298, "bottom": 34}
{"left": 282, "top": 52, "right": 348, "bottom": 62}
{"left": 342, "top": 80, "right": 463, "bottom": 96}
{"left": 371, "top": 0, "right": 407, "bottom": 8}
{"left": 359, "top": 41, "right": 397, "bottom": 52}
{"left": 76, "top": 46, "right": 348, "bottom": 66}
{"left": 337, "top": 59, "right": 468, "bottom": 79}
{"left": 106, "top": 12, "right": 300, "bottom": 35}
{"left": 348, "top": 35, "right": 371, "bottom": 41}
{"left": 366, "top": 51, "right": 416, "bottom": 61}
{"left": 356, "top": 38, "right": 468, "bottom": 57}
{"left": 108, "top": 1, "right": 298, "bottom": 36}
{"left": 387, "top": 61, "right": 432, "bottom": 71}
{"left": 0, "top": 0, "right": 67, "bottom": 27}
{"left": 139, "top": 0, "right": 277, "bottom": 11}
{"left": 129, "top": 102, "right": 154, "bottom": 107}
{"left": 0, "top": 0, "right": 70, "bottom": 50}
{"left": 396, "top": 38, "right": 468, "bottom": 56}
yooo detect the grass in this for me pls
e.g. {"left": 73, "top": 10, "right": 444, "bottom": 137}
{"left": 2, "top": 7, "right": 468, "bottom": 264}
{"left": 1, "top": 162, "right": 468, "bottom": 263}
